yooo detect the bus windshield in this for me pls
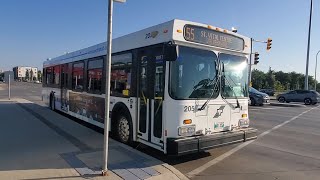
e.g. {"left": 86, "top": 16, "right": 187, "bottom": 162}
{"left": 220, "top": 53, "right": 248, "bottom": 98}
{"left": 169, "top": 46, "right": 218, "bottom": 99}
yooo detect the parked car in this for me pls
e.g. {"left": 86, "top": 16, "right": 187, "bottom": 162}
{"left": 259, "top": 88, "right": 275, "bottom": 96}
{"left": 276, "top": 90, "right": 320, "bottom": 105}
{"left": 249, "top": 87, "right": 270, "bottom": 106}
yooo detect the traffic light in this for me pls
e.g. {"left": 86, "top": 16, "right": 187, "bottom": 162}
{"left": 254, "top": 52, "right": 259, "bottom": 64}
{"left": 267, "top": 38, "right": 272, "bottom": 50}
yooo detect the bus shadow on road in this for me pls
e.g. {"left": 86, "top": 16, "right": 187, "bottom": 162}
{"left": 134, "top": 143, "right": 211, "bottom": 165}
{"left": 0, "top": 101, "right": 164, "bottom": 180}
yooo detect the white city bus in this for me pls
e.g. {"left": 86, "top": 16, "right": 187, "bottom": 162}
{"left": 43, "top": 19, "right": 257, "bottom": 155}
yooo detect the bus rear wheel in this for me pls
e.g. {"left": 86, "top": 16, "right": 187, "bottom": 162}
{"left": 116, "top": 112, "right": 132, "bottom": 144}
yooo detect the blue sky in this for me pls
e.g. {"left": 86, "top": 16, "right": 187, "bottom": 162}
{"left": 0, "top": 0, "right": 319, "bottom": 79}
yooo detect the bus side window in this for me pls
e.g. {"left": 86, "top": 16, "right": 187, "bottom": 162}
{"left": 111, "top": 53, "right": 132, "bottom": 97}
{"left": 53, "top": 65, "right": 60, "bottom": 85}
{"left": 72, "top": 62, "right": 84, "bottom": 91}
{"left": 46, "top": 67, "right": 53, "bottom": 85}
{"left": 87, "top": 58, "right": 103, "bottom": 94}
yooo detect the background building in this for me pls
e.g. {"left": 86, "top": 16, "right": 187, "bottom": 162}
{"left": 13, "top": 66, "right": 38, "bottom": 81}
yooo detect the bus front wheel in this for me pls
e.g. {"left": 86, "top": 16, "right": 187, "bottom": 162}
{"left": 116, "top": 112, "right": 132, "bottom": 144}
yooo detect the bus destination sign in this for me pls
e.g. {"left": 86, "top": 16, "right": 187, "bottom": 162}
{"left": 183, "top": 25, "right": 244, "bottom": 51}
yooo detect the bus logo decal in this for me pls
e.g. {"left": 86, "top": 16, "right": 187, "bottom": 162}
{"left": 213, "top": 105, "right": 225, "bottom": 118}
{"left": 145, "top": 31, "right": 159, "bottom": 39}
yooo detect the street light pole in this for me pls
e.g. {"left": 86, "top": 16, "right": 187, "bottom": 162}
{"left": 102, "top": 0, "right": 126, "bottom": 176}
{"left": 305, "top": 0, "right": 313, "bottom": 90}
{"left": 315, "top": 50, "right": 320, "bottom": 91}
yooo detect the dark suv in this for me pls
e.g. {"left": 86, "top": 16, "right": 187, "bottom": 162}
{"left": 276, "top": 90, "right": 320, "bottom": 105}
{"left": 259, "top": 89, "right": 275, "bottom": 96}
{"left": 249, "top": 87, "right": 270, "bottom": 106}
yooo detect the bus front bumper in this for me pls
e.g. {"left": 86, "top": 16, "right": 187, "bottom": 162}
{"left": 167, "top": 128, "right": 257, "bottom": 156}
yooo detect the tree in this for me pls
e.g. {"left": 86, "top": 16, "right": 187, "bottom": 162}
{"left": 308, "top": 75, "right": 316, "bottom": 89}
{"left": 37, "top": 70, "right": 42, "bottom": 82}
{"left": 251, "top": 69, "right": 266, "bottom": 89}
{"left": 274, "top": 71, "right": 291, "bottom": 90}
{"left": 25, "top": 70, "right": 30, "bottom": 81}
{"left": 289, "top": 72, "right": 299, "bottom": 90}
{"left": 30, "top": 69, "right": 34, "bottom": 81}
{"left": 274, "top": 80, "right": 285, "bottom": 91}
{"left": 251, "top": 69, "right": 319, "bottom": 91}
{"left": 265, "top": 67, "right": 275, "bottom": 89}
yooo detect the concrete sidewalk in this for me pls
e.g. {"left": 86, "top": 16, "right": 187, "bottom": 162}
{"left": 0, "top": 98, "right": 188, "bottom": 180}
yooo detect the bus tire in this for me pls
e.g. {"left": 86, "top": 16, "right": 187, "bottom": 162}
{"left": 115, "top": 110, "right": 133, "bottom": 144}
{"left": 50, "top": 93, "right": 55, "bottom": 111}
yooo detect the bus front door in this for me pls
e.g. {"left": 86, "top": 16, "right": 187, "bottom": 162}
{"left": 137, "top": 50, "right": 164, "bottom": 148}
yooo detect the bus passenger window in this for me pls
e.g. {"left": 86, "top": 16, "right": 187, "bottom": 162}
{"left": 61, "top": 64, "right": 68, "bottom": 88}
{"left": 87, "top": 58, "right": 103, "bottom": 93}
{"left": 72, "top": 62, "right": 84, "bottom": 90}
{"left": 111, "top": 53, "right": 132, "bottom": 97}
{"left": 46, "top": 67, "right": 52, "bottom": 85}
{"left": 53, "top": 65, "right": 60, "bottom": 85}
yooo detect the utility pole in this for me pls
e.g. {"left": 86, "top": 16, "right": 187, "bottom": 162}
{"left": 315, "top": 50, "right": 320, "bottom": 91}
{"left": 305, "top": 0, "right": 313, "bottom": 90}
{"left": 102, "top": 0, "right": 126, "bottom": 176}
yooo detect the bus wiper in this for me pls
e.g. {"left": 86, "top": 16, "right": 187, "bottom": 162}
{"left": 189, "top": 78, "right": 213, "bottom": 98}
{"left": 198, "top": 76, "right": 219, "bottom": 111}
{"left": 198, "top": 61, "right": 221, "bottom": 111}
{"left": 193, "top": 78, "right": 211, "bottom": 90}
{"left": 221, "top": 63, "right": 240, "bottom": 109}
{"left": 222, "top": 76, "right": 240, "bottom": 109}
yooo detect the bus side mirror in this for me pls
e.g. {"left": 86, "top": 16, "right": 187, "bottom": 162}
{"left": 163, "top": 44, "right": 178, "bottom": 61}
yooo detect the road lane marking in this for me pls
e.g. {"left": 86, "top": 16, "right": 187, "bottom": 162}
{"left": 249, "top": 107, "right": 291, "bottom": 110}
{"left": 186, "top": 105, "right": 319, "bottom": 178}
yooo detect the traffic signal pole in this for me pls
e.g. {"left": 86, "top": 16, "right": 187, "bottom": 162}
{"left": 248, "top": 38, "right": 253, "bottom": 87}
{"left": 248, "top": 38, "right": 271, "bottom": 87}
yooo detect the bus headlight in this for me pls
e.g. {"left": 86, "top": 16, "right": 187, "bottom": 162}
{"left": 239, "top": 119, "right": 249, "bottom": 128}
{"left": 178, "top": 125, "right": 196, "bottom": 136}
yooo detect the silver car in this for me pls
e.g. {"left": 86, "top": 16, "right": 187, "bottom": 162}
{"left": 276, "top": 90, "right": 320, "bottom": 105}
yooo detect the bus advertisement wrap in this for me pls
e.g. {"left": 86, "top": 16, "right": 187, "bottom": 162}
{"left": 69, "top": 92, "right": 105, "bottom": 123}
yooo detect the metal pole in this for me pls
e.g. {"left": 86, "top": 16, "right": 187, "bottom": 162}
{"left": 248, "top": 38, "right": 253, "bottom": 87}
{"left": 102, "top": 0, "right": 113, "bottom": 175}
{"left": 315, "top": 50, "right": 320, "bottom": 91}
{"left": 305, "top": 0, "right": 313, "bottom": 90}
{"left": 8, "top": 74, "right": 11, "bottom": 100}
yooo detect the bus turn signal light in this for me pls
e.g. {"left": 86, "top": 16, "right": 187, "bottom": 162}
{"left": 242, "top": 114, "right": 247, "bottom": 118}
{"left": 183, "top": 119, "right": 192, "bottom": 124}
{"left": 177, "top": 29, "right": 182, "bottom": 33}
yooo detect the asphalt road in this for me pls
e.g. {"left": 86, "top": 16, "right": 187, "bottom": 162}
{"left": 1, "top": 82, "right": 320, "bottom": 180}
{"left": 0, "top": 81, "right": 42, "bottom": 103}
